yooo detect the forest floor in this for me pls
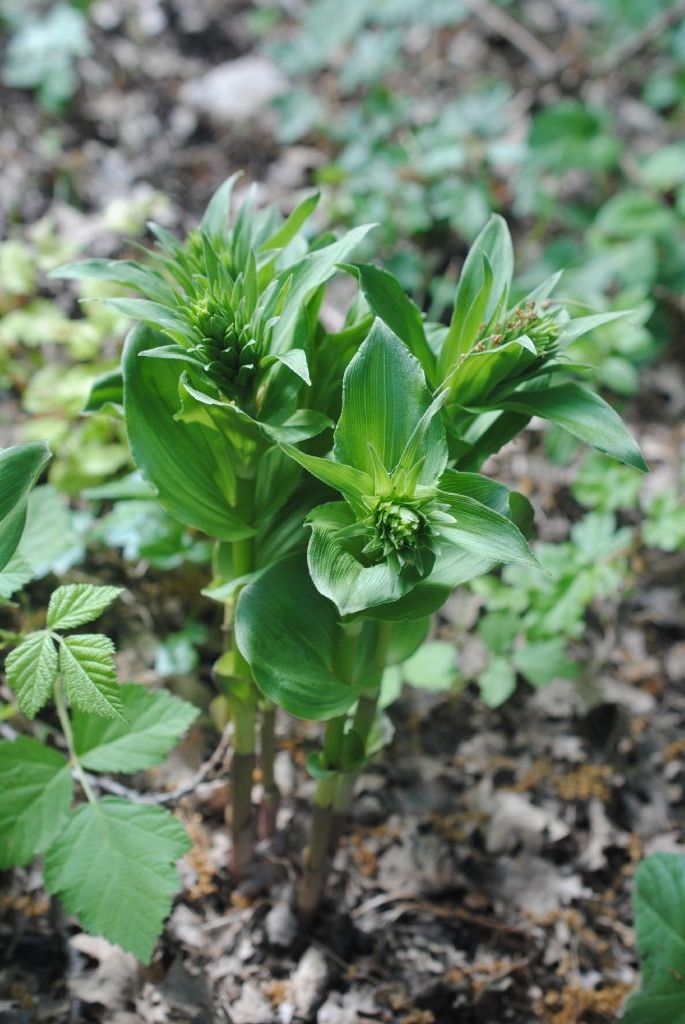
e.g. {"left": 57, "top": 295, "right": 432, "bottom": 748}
{"left": 1, "top": 2, "right": 684, "bottom": 1022}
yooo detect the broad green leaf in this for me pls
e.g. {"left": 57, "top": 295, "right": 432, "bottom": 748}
{"left": 44, "top": 798, "right": 189, "bottom": 963}
{"left": 235, "top": 554, "right": 362, "bottom": 720}
{"left": 59, "top": 634, "right": 125, "bottom": 720}
{"left": 200, "top": 171, "right": 241, "bottom": 236}
{"left": 478, "top": 657, "right": 517, "bottom": 707}
{"left": 439, "top": 214, "right": 513, "bottom": 375}
{"left": 561, "top": 310, "right": 631, "bottom": 343}
{"left": 444, "top": 337, "right": 537, "bottom": 407}
{"left": 259, "top": 408, "right": 333, "bottom": 445}
{"left": 440, "top": 251, "right": 492, "bottom": 375}
{"left": 437, "top": 489, "right": 538, "bottom": 569}
{"left": 47, "top": 584, "right": 123, "bottom": 631}
{"left": 259, "top": 191, "right": 320, "bottom": 251}
{"left": 307, "top": 502, "right": 420, "bottom": 616}
{"left": 271, "top": 223, "right": 375, "bottom": 352}
{"left": 123, "top": 324, "right": 253, "bottom": 541}
{"left": 84, "top": 368, "right": 124, "bottom": 415}
{"left": 348, "top": 263, "right": 436, "bottom": 383}
{"left": 273, "top": 348, "right": 311, "bottom": 385}
{"left": 386, "top": 617, "right": 431, "bottom": 665}
{"left": 6, "top": 631, "right": 58, "bottom": 718}
{"left": 0, "top": 738, "right": 72, "bottom": 868}
{"left": 622, "top": 853, "right": 685, "bottom": 1024}
{"left": 50, "top": 258, "right": 176, "bottom": 305}
{"left": 72, "top": 684, "right": 199, "bottom": 772}
{"left": 334, "top": 319, "right": 447, "bottom": 484}
{"left": 101, "top": 297, "right": 192, "bottom": 340}
{"left": 280, "top": 444, "right": 372, "bottom": 506}
{"left": 0, "top": 441, "right": 51, "bottom": 572}
{"left": 497, "top": 383, "right": 647, "bottom": 471}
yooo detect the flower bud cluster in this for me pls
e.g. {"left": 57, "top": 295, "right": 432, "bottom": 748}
{"left": 188, "top": 294, "right": 264, "bottom": 396}
{"left": 475, "top": 301, "right": 560, "bottom": 354}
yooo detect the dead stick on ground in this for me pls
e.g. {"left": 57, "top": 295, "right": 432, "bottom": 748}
{"left": 593, "top": 0, "right": 685, "bottom": 75}
{"left": 467, "top": 0, "right": 560, "bottom": 77}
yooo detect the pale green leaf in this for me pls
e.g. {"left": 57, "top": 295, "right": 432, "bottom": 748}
{"left": 478, "top": 657, "right": 517, "bottom": 707}
{"left": 200, "top": 171, "right": 241, "bottom": 236}
{"left": 0, "top": 738, "right": 72, "bottom": 868}
{"left": 403, "top": 641, "right": 458, "bottom": 691}
{"left": 59, "top": 634, "right": 125, "bottom": 720}
{"left": 622, "top": 853, "right": 685, "bottom": 1023}
{"left": 73, "top": 684, "right": 199, "bottom": 772}
{"left": 47, "top": 584, "right": 123, "bottom": 631}
{"left": 6, "top": 631, "right": 58, "bottom": 718}
{"left": 44, "top": 798, "right": 189, "bottom": 963}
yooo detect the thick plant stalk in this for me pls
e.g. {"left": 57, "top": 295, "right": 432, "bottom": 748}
{"left": 298, "top": 622, "right": 394, "bottom": 920}
{"left": 297, "top": 719, "right": 344, "bottom": 920}
{"left": 226, "top": 529, "right": 258, "bottom": 880}
{"left": 258, "top": 701, "right": 280, "bottom": 839}
{"left": 332, "top": 621, "right": 393, "bottom": 831}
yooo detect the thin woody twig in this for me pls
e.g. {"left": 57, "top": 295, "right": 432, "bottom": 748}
{"left": 467, "top": 0, "right": 561, "bottom": 77}
{"left": 82, "top": 721, "right": 234, "bottom": 805}
{"left": 593, "top": 0, "right": 685, "bottom": 75}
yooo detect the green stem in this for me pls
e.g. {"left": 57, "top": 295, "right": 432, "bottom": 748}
{"left": 297, "top": 626, "right": 361, "bottom": 919}
{"left": 333, "top": 619, "right": 393, "bottom": 822}
{"left": 258, "top": 701, "right": 280, "bottom": 839}
{"left": 225, "top": 511, "right": 259, "bottom": 880}
{"left": 54, "top": 678, "right": 96, "bottom": 804}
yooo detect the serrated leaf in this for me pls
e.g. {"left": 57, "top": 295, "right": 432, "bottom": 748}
{"left": 72, "top": 684, "right": 199, "bottom": 772}
{"left": 622, "top": 853, "right": 685, "bottom": 1023}
{"left": 44, "top": 798, "right": 189, "bottom": 963}
{"left": 59, "top": 634, "right": 125, "bottom": 720}
{"left": 6, "top": 631, "right": 58, "bottom": 718}
{"left": 47, "top": 584, "right": 123, "bottom": 631}
{"left": 0, "top": 737, "right": 72, "bottom": 868}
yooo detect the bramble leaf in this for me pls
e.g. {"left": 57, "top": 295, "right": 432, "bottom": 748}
{"left": 43, "top": 798, "right": 189, "bottom": 963}
{"left": 59, "top": 634, "right": 125, "bottom": 720}
{"left": 621, "top": 853, "right": 685, "bottom": 1023}
{"left": 6, "top": 631, "right": 58, "bottom": 718}
{"left": 72, "top": 684, "right": 199, "bottom": 772}
{"left": 47, "top": 584, "right": 123, "bottom": 631}
{"left": 0, "top": 738, "right": 72, "bottom": 868}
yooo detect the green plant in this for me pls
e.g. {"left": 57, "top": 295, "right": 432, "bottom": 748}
{"left": 621, "top": 853, "right": 685, "bottom": 1023}
{"left": 50, "top": 182, "right": 643, "bottom": 922}
{"left": 1, "top": 2, "right": 91, "bottom": 113}
{"left": 1, "top": 444, "right": 198, "bottom": 960}
{"left": 1, "top": 584, "right": 197, "bottom": 962}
